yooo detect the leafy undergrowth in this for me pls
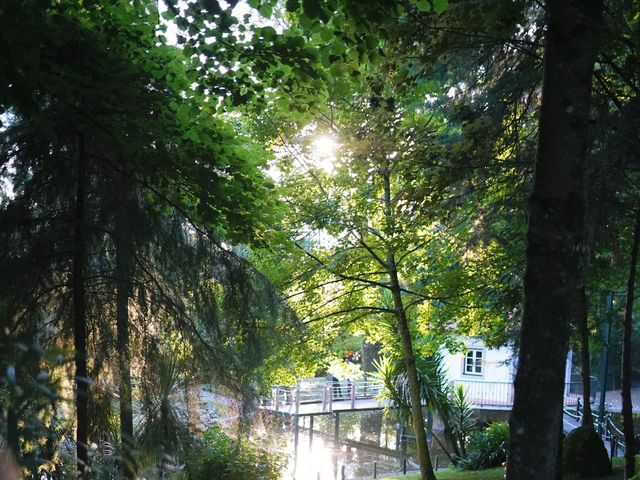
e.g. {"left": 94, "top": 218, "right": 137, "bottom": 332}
{"left": 385, "top": 456, "right": 639, "bottom": 480}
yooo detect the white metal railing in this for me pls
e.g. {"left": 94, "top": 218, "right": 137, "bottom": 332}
{"left": 268, "top": 378, "right": 384, "bottom": 413}
{"left": 562, "top": 400, "right": 626, "bottom": 458}
{"left": 452, "top": 380, "right": 514, "bottom": 407}
{"left": 453, "top": 380, "right": 585, "bottom": 408}
{"left": 267, "top": 378, "right": 583, "bottom": 413}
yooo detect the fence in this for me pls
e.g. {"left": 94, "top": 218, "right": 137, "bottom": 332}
{"left": 563, "top": 399, "right": 626, "bottom": 459}
{"left": 269, "top": 378, "right": 384, "bottom": 414}
{"left": 452, "top": 380, "right": 584, "bottom": 408}
{"left": 268, "top": 378, "right": 588, "bottom": 413}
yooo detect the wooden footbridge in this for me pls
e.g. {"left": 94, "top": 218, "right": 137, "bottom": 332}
{"left": 262, "top": 379, "right": 387, "bottom": 416}
{"left": 259, "top": 377, "right": 625, "bottom": 479}
{"left": 261, "top": 377, "right": 584, "bottom": 417}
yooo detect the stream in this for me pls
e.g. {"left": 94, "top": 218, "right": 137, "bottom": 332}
{"left": 200, "top": 388, "right": 452, "bottom": 479}
{"left": 253, "top": 411, "right": 452, "bottom": 480}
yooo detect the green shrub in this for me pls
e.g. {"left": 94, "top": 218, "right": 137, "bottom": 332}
{"left": 458, "top": 422, "right": 508, "bottom": 471}
{"left": 182, "top": 426, "right": 283, "bottom": 480}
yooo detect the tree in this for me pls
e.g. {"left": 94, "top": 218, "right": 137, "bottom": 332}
{"left": 506, "top": 0, "right": 602, "bottom": 478}
{"left": 0, "top": 0, "right": 290, "bottom": 474}
{"left": 263, "top": 61, "right": 522, "bottom": 474}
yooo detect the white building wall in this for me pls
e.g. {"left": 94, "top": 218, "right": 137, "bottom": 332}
{"left": 440, "top": 337, "right": 575, "bottom": 408}
{"left": 442, "top": 337, "right": 514, "bottom": 384}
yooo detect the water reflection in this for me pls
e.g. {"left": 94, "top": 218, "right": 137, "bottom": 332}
{"left": 254, "top": 411, "right": 450, "bottom": 480}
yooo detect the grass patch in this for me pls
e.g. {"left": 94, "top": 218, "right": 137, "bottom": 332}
{"left": 384, "top": 467, "right": 504, "bottom": 480}
{"left": 384, "top": 456, "right": 638, "bottom": 480}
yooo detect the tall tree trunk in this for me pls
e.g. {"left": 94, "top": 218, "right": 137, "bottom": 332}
{"left": 381, "top": 169, "right": 435, "bottom": 480}
{"left": 506, "top": 0, "right": 601, "bottom": 477}
{"left": 388, "top": 259, "right": 436, "bottom": 480}
{"left": 578, "top": 286, "right": 593, "bottom": 425}
{"left": 621, "top": 202, "right": 640, "bottom": 478}
{"left": 73, "top": 133, "right": 89, "bottom": 476}
{"left": 115, "top": 202, "right": 135, "bottom": 479}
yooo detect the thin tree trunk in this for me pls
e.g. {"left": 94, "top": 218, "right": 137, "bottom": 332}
{"left": 388, "top": 262, "right": 436, "bottom": 480}
{"left": 431, "top": 431, "right": 454, "bottom": 464}
{"left": 621, "top": 202, "right": 640, "bottom": 478}
{"left": 555, "top": 407, "right": 564, "bottom": 480}
{"left": 443, "top": 422, "right": 462, "bottom": 460}
{"left": 458, "top": 419, "right": 467, "bottom": 458}
{"left": 7, "top": 406, "right": 18, "bottom": 458}
{"left": 73, "top": 133, "right": 89, "bottom": 476}
{"left": 115, "top": 206, "right": 135, "bottom": 479}
{"left": 381, "top": 169, "right": 435, "bottom": 480}
{"left": 578, "top": 286, "right": 593, "bottom": 425}
{"left": 506, "top": 0, "right": 601, "bottom": 477}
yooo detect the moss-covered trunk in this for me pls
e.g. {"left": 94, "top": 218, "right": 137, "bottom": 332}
{"left": 506, "top": 0, "right": 601, "bottom": 477}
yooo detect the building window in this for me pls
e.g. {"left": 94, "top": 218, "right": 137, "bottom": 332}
{"left": 464, "top": 349, "right": 483, "bottom": 376}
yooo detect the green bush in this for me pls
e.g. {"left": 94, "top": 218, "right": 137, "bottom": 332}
{"left": 458, "top": 422, "right": 508, "bottom": 471}
{"left": 182, "top": 426, "right": 283, "bottom": 480}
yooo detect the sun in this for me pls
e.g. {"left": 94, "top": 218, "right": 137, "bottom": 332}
{"left": 312, "top": 134, "right": 339, "bottom": 172}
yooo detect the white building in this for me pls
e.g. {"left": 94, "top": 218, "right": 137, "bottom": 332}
{"left": 442, "top": 337, "right": 574, "bottom": 409}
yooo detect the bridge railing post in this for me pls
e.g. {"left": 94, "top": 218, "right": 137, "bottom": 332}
{"left": 350, "top": 381, "right": 356, "bottom": 409}
{"left": 295, "top": 382, "right": 300, "bottom": 416}
{"left": 322, "top": 384, "right": 328, "bottom": 412}
{"left": 274, "top": 386, "right": 280, "bottom": 411}
{"left": 611, "top": 436, "right": 617, "bottom": 460}
{"left": 329, "top": 383, "right": 333, "bottom": 412}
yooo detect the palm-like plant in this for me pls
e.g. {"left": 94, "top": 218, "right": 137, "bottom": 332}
{"left": 373, "top": 350, "right": 450, "bottom": 421}
{"left": 135, "top": 352, "right": 191, "bottom": 473}
{"left": 445, "top": 385, "right": 477, "bottom": 458}
{"left": 374, "top": 348, "right": 477, "bottom": 464}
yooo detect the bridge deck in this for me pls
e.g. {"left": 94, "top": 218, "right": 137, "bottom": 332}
{"left": 262, "top": 378, "right": 624, "bottom": 459}
{"left": 261, "top": 398, "right": 390, "bottom": 416}
{"left": 262, "top": 378, "right": 580, "bottom": 417}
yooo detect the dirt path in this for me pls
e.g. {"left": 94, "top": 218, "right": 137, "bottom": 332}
{"left": 594, "top": 388, "right": 640, "bottom": 413}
